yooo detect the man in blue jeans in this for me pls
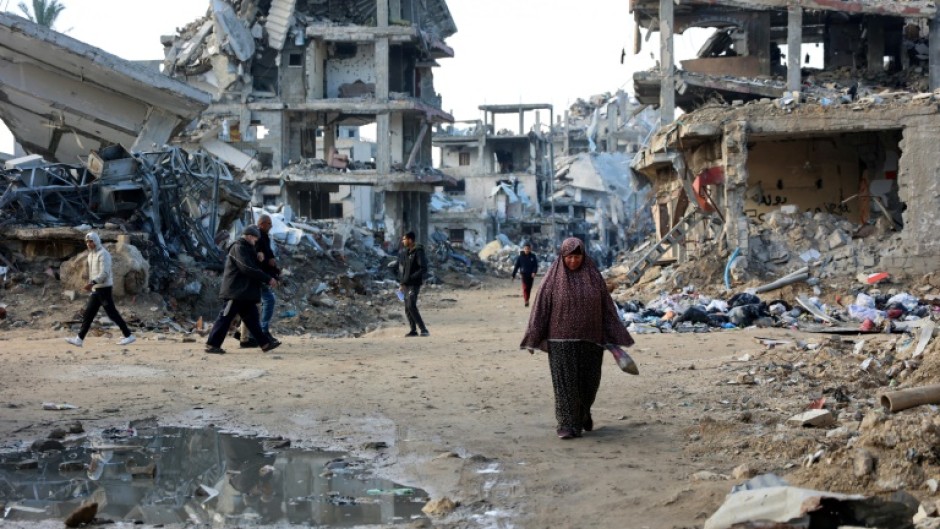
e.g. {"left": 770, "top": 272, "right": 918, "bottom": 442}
{"left": 240, "top": 214, "right": 281, "bottom": 347}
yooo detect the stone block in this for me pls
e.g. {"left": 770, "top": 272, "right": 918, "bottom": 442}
{"left": 828, "top": 229, "right": 850, "bottom": 250}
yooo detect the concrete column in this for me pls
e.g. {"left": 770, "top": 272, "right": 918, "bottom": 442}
{"left": 532, "top": 111, "right": 540, "bottom": 173}
{"left": 518, "top": 109, "right": 524, "bottom": 135}
{"left": 659, "top": 0, "right": 675, "bottom": 126}
{"left": 930, "top": 13, "right": 940, "bottom": 90}
{"left": 377, "top": 0, "right": 389, "bottom": 27}
{"left": 721, "top": 120, "right": 750, "bottom": 257}
{"left": 384, "top": 192, "right": 404, "bottom": 243}
{"left": 377, "top": 113, "right": 391, "bottom": 174}
{"left": 375, "top": 38, "right": 389, "bottom": 99}
{"left": 323, "top": 123, "right": 336, "bottom": 163}
{"left": 563, "top": 110, "right": 570, "bottom": 155}
{"left": 787, "top": 4, "right": 802, "bottom": 94}
{"left": 867, "top": 18, "right": 885, "bottom": 74}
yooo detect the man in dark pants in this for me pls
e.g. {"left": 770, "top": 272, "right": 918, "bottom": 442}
{"left": 65, "top": 232, "right": 136, "bottom": 347}
{"left": 240, "top": 214, "right": 281, "bottom": 347}
{"left": 512, "top": 242, "right": 539, "bottom": 307}
{"left": 398, "top": 231, "right": 429, "bottom": 337}
{"left": 205, "top": 226, "right": 280, "bottom": 354}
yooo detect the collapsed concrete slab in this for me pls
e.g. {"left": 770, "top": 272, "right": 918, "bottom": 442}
{"left": 0, "top": 12, "right": 211, "bottom": 163}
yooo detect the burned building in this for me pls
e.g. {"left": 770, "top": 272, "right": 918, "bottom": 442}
{"left": 625, "top": 0, "right": 940, "bottom": 283}
{"left": 163, "top": 0, "right": 457, "bottom": 243}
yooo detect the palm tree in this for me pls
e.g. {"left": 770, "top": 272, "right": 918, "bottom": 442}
{"left": 16, "top": 0, "right": 65, "bottom": 29}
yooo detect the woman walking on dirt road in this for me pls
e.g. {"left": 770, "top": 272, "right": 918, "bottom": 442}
{"left": 520, "top": 237, "right": 635, "bottom": 440}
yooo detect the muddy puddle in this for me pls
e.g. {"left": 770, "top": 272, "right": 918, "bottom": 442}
{"left": 0, "top": 421, "right": 428, "bottom": 526}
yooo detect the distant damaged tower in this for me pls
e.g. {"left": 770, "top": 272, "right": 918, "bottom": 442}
{"left": 163, "top": 0, "right": 459, "bottom": 244}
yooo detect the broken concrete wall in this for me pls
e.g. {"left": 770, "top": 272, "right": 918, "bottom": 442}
{"left": 894, "top": 114, "right": 940, "bottom": 271}
{"left": 304, "top": 40, "right": 328, "bottom": 100}
{"left": 463, "top": 174, "right": 539, "bottom": 213}
{"left": 326, "top": 43, "right": 376, "bottom": 99}
{"left": 439, "top": 146, "right": 482, "bottom": 177}
{"left": 280, "top": 44, "right": 308, "bottom": 104}
{"left": 745, "top": 137, "right": 863, "bottom": 220}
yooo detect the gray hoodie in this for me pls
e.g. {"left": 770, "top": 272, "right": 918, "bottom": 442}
{"left": 85, "top": 232, "right": 113, "bottom": 289}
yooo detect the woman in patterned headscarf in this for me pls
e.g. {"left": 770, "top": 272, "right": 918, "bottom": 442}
{"left": 521, "top": 237, "right": 635, "bottom": 440}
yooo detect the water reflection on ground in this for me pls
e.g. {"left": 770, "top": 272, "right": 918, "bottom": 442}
{"left": 0, "top": 422, "right": 428, "bottom": 526}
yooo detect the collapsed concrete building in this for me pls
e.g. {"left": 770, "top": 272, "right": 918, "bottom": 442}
{"left": 431, "top": 97, "right": 657, "bottom": 254}
{"left": 430, "top": 104, "right": 552, "bottom": 248}
{"left": 0, "top": 13, "right": 254, "bottom": 288}
{"left": 625, "top": 0, "right": 940, "bottom": 284}
{"left": 163, "top": 0, "right": 457, "bottom": 244}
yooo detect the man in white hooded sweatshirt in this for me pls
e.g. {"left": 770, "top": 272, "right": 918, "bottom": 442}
{"left": 65, "top": 232, "right": 136, "bottom": 347}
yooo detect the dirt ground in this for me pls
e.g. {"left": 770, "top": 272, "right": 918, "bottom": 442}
{"left": 0, "top": 277, "right": 883, "bottom": 528}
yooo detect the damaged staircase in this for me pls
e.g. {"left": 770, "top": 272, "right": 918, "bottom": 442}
{"left": 622, "top": 207, "right": 716, "bottom": 286}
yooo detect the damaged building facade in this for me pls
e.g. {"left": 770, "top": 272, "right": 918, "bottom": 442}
{"left": 430, "top": 104, "right": 552, "bottom": 248}
{"left": 431, "top": 97, "right": 656, "bottom": 255}
{"left": 627, "top": 0, "right": 940, "bottom": 282}
{"left": 164, "top": 0, "right": 457, "bottom": 244}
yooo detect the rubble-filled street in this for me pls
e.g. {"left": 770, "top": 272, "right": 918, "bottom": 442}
{"left": 4, "top": 0, "right": 940, "bottom": 527}
{"left": 3, "top": 275, "right": 933, "bottom": 529}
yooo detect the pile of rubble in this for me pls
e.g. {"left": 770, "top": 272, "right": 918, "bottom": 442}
{"left": 691, "top": 321, "right": 940, "bottom": 528}
{"left": 0, "top": 145, "right": 250, "bottom": 290}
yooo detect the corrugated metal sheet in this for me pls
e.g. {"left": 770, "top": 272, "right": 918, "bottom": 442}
{"left": 266, "top": 0, "right": 296, "bottom": 51}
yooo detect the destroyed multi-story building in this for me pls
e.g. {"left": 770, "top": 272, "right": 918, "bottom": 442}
{"left": 624, "top": 0, "right": 940, "bottom": 283}
{"left": 430, "top": 98, "right": 656, "bottom": 255}
{"left": 430, "top": 104, "right": 553, "bottom": 247}
{"left": 163, "top": 0, "right": 457, "bottom": 244}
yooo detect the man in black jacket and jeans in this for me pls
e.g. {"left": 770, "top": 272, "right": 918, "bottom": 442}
{"left": 205, "top": 225, "right": 280, "bottom": 354}
{"left": 398, "top": 231, "right": 429, "bottom": 337}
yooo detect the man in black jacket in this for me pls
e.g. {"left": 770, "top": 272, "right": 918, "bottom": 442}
{"left": 512, "top": 242, "right": 539, "bottom": 307}
{"left": 239, "top": 214, "right": 281, "bottom": 347}
{"left": 398, "top": 231, "right": 429, "bottom": 337}
{"left": 205, "top": 225, "right": 280, "bottom": 354}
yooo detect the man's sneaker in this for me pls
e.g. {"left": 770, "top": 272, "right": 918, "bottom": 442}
{"left": 117, "top": 335, "right": 136, "bottom": 346}
{"left": 205, "top": 345, "right": 226, "bottom": 354}
{"left": 65, "top": 336, "right": 83, "bottom": 348}
{"left": 420, "top": 330, "right": 430, "bottom": 337}
{"left": 405, "top": 331, "right": 418, "bottom": 337}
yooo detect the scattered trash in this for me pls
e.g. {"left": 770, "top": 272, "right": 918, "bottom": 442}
{"left": 41, "top": 402, "right": 77, "bottom": 410}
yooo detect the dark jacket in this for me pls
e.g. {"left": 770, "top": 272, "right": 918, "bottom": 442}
{"left": 257, "top": 230, "right": 280, "bottom": 279}
{"left": 512, "top": 252, "right": 539, "bottom": 278}
{"left": 220, "top": 238, "right": 272, "bottom": 301}
{"left": 398, "top": 244, "right": 428, "bottom": 286}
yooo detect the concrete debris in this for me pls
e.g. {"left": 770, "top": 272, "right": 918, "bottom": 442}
{"left": 0, "top": 145, "right": 251, "bottom": 292}
{"left": 787, "top": 409, "right": 836, "bottom": 428}
{"left": 704, "top": 482, "right": 915, "bottom": 529}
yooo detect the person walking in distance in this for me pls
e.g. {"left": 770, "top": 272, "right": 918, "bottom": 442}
{"left": 65, "top": 232, "right": 136, "bottom": 347}
{"left": 520, "top": 237, "right": 635, "bottom": 440}
{"left": 239, "top": 214, "right": 281, "bottom": 347}
{"left": 205, "top": 226, "right": 281, "bottom": 354}
{"left": 512, "top": 242, "right": 539, "bottom": 307}
{"left": 398, "top": 231, "right": 429, "bottom": 337}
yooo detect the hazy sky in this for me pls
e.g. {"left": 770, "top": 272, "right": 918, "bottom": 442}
{"left": 0, "top": 0, "right": 706, "bottom": 153}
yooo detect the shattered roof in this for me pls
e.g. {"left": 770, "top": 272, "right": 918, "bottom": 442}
{"left": 0, "top": 13, "right": 211, "bottom": 163}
